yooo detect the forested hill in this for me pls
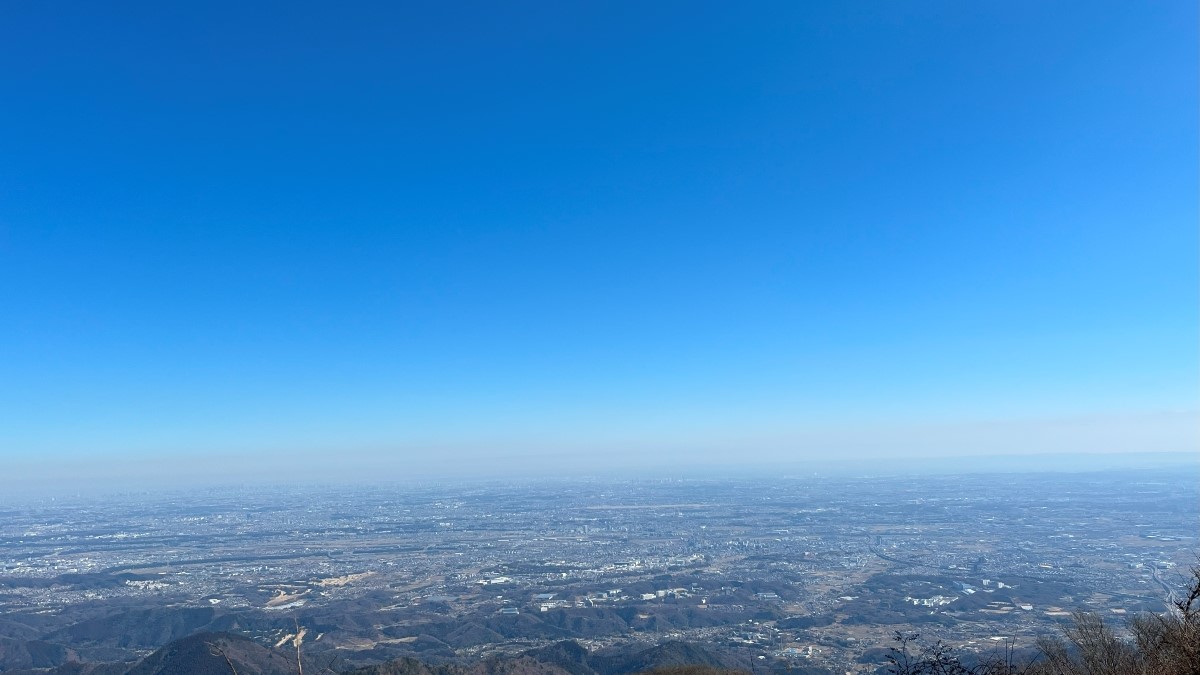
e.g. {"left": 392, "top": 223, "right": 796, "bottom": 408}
{"left": 4, "top": 634, "right": 838, "bottom": 675}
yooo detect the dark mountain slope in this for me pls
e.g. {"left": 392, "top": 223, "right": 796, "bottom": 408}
{"left": 345, "top": 639, "right": 741, "bottom": 675}
{"left": 345, "top": 655, "right": 572, "bottom": 675}
{"left": 5, "top": 631, "right": 768, "bottom": 675}
{"left": 521, "top": 640, "right": 593, "bottom": 675}
{"left": 124, "top": 631, "right": 295, "bottom": 675}
{"left": 50, "top": 607, "right": 223, "bottom": 650}
{"left": 0, "top": 636, "right": 75, "bottom": 671}
{"left": 591, "top": 641, "right": 737, "bottom": 675}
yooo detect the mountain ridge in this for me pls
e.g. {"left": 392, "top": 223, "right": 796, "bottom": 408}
{"left": 6, "top": 634, "right": 799, "bottom": 675}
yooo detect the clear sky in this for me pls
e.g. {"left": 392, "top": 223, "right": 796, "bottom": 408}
{"left": 1, "top": 1, "right": 1196, "bottom": 481}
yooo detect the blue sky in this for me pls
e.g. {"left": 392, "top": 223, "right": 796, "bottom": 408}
{"left": 1, "top": 1, "right": 1196, "bottom": 479}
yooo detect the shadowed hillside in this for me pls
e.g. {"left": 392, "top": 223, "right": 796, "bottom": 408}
{"left": 125, "top": 632, "right": 297, "bottom": 675}
{"left": 345, "top": 641, "right": 751, "bottom": 675}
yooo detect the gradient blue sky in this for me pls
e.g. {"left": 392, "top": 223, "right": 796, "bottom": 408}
{"left": 1, "top": 1, "right": 1196, "bottom": 479}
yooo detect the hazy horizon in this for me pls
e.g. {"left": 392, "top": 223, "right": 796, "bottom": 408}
{"left": 6, "top": 448, "right": 1198, "bottom": 499}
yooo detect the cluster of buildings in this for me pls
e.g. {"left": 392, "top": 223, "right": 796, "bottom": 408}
{"left": 0, "top": 468, "right": 1195, "bottom": 672}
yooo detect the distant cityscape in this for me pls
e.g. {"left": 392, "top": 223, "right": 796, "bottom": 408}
{"left": 0, "top": 467, "right": 1196, "bottom": 672}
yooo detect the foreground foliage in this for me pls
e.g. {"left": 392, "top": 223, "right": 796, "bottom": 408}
{"left": 887, "top": 563, "right": 1200, "bottom": 675}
